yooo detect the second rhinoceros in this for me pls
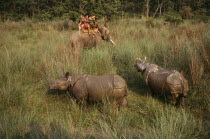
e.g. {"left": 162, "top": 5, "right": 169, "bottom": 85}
{"left": 48, "top": 73, "right": 128, "bottom": 108}
{"left": 134, "top": 57, "right": 189, "bottom": 106}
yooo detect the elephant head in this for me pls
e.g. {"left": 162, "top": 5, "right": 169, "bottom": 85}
{"left": 98, "top": 27, "right": 116, "bottom": 46}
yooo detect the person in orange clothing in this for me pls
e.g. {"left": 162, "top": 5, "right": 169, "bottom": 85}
{"left": 78, "top": 14, "right": 90, "bottom": 34}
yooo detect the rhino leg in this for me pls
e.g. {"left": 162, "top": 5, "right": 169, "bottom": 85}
{"left": 82, "top": 99, "right": 88, "bottom": 111}
{"left": 113, "top": 98, "right": 126, "bottom": 110}
{"left": 112, "top": 87, "right": 127, "bottom": 110}
{"left": 176, "top": 96, "right": 185, "bottom": 107}
{"left": 118, "top": 98, "right": 127, "bottom": 109}
{"left": 180, "top": 97, "right": 185, "bottom": 107}
{"left": 77, "top": 98, "right": 88, "bottom": 111}
{"left": 167, "top": 94, "right": 177, "bottom": 106}
{"left": 72, "top": 79, "right": 89, "bottom": 109}
{"left": 146, "top": 89, "right": 152, "bottom": 96}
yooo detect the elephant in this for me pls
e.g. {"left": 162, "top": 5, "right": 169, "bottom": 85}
{"left": 134, "top": 57, "right": 189, "bottom": 107}
{"left": 48, "top": 73, "right": 128, "bottom": 109}
{"left": 67, "top": 26, "right": 115, "bottom": 61}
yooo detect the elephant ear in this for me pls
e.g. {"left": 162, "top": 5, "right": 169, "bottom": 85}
{"left": 103, "top": 30, "right": 109, "bottom": 40}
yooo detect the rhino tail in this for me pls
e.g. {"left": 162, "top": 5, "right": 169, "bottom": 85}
{"left": 179, "top": 73, "right": 189, "bottom": 96}
{"left": 124, "top": 85, "right": 128, "bottom": 96}
{"left": 178, "top": 73, "right": 184, "bottom": 96}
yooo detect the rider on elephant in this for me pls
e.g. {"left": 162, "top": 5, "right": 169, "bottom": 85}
{"left": 79, "top": 14, "right": 90, "bottom": 34}
{"left": 89, "top": 15, "right": 98, "bottom": 34}
{"left": 89, "top": 15, "right": 95, "bottom": 27}
{"left": 79, "top": 14, "right": 98, "bottom": 34}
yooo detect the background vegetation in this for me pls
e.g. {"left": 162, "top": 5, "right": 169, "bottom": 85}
{"left": 0, "top": 17, "right": 209, "bottom": 138}
{"left": 0, "top": 0, "right": 209, "bottom": 22}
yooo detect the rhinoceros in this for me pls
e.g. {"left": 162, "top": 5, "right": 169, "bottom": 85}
{"left": 134, "top": 57, "right": 189, "bottom": 106}
{"left": 48, "top": 73, "right": 128, "bottom": 109}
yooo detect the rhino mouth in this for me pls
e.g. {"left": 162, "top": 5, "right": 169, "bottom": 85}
{"left": 134, "top": 64, "right": 141, "bottom": 72}
{"left": 47, "top": 89, "right": 69, "bottom": 95}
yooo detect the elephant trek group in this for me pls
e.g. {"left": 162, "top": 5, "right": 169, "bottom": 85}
{"left": 48, "top": 21, "right": 190, "bottom": 109}
{"left": 67, "top": 26, "right": 115, "bottom": 62}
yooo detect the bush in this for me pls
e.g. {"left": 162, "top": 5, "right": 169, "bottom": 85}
{"left": 54, "top": 20, "right": 69, "bottom": 31}
{"left": 34, "top": 12, "right": 53, "bottom": 21}
{"left": 163, "top": 12, "right": 183, "bottom": 25}
{"left": 146, "top": 18, "right": 156, "bottom": 28}
{"left": 180, "top": 6, "right": 194, "bottom": 19}
{"left": 192, "top": 15, "right": 209, "bottom": 23}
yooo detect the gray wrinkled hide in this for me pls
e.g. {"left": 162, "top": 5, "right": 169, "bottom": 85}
{"left": 134, "top": 59, "right": 189, "bottom": 106}
{"left": 49, "top": 74, "right": 127, "bottom": 108}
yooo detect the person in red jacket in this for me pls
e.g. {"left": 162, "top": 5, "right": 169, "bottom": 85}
{"left": 78, "top": 14, "right": 90, "bottom": 34}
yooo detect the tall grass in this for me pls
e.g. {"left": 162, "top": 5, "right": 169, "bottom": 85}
{"left": 0, "top": 18, "right": 209, "bottom": 138}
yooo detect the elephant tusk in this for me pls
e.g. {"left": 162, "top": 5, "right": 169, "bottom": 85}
{"left": 110, "top": 39, "right": 116, "bottom": 47}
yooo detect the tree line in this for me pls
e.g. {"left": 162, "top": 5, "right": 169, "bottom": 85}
{"left": 0, "top": 0, "right": 209, "bottom": 21}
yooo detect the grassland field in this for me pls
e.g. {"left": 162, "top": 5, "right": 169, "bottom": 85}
{"left": 0, "top": 18, "right": 209, "bottom": 138}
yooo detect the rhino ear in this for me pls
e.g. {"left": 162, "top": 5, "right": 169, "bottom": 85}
{"left": 143, "top": 56, "right": 147, "bottom": 63}
{"left": 65, "top": 72, "right": 70, "bottom": 78}
{"left": 135, "top": 58, "right": 142, "bottom": 62}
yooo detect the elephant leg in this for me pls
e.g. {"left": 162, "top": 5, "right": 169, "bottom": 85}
{"left": 71, "top": 43, "right": 80, "bottom": 64}
{"left": 92, "top": 33, "right": 102, "bottom": 48}
{"left": 70, "top": 42, "right": 75, "bottom": 55}
{"left": 74, "top": 49, "right": 79, "bottom": 64}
